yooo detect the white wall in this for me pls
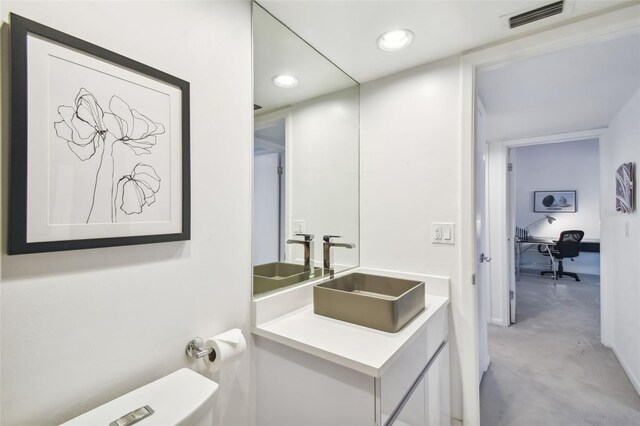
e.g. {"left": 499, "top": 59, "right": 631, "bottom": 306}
{"left": 602, "top": 89, "right": 640, "bottom": 393}
{"left": 360, "top": 57, "right": 467, "bottom": 424}
{"left": 513, "top": 139, "right": 600, "bottom": 275}
{"left": 0, "top": 2, "right": 252, "bottom": 425}
{"left": 287, "top": 86, "right": 360, "bottom": 269}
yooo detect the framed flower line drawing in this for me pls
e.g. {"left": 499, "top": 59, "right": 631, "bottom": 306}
{"left": 9, "top": 14, "right": 190, "bottom": 254}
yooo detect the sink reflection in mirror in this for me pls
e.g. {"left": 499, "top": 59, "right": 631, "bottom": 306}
{"left": 252, "top": 3, "right": 359, "bottom": 297}
{"left": 253, "top": 263, "right": 324, "bottom": 297}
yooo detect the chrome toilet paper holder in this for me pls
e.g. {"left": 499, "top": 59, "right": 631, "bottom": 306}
{"left": 185, "top": 337, "right": 216, "bottom": 362}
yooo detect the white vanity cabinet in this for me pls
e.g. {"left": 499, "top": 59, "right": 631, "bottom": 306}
{"left": 254, "top": 302, "right": 450, "bottom": 426}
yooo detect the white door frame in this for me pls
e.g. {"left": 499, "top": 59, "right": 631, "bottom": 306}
{"left": 475, "top": 97, "right": 491, "bottom": 381}
{"left": 459, "top": 5, "right": 639, "bottom": 424}
{"left": 487, "top": 129, "right": 607, "bottom": 328}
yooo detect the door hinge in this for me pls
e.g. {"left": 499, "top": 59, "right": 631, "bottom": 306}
{"left": 277, "top": 166, "right": 284, "bottom": 175}
{"left": 510, "top": 290, "right": 514, "bottom": 300}
{"left": 507, "top": 162, "right": 513, "bottom": 172}
{"left": 472, "top": 273, "right": 476, "bottom": 286}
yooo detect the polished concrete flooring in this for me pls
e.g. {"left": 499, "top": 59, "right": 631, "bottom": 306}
{"left": 480, "top": 272, "right": 640, "bottom": 426}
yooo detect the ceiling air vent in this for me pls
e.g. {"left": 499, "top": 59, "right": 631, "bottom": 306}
{"left": 254, "top": 104, "right": 262, "bottom": 111}
{"left": 509, "top": 0, "right": 564, "bottom": 29}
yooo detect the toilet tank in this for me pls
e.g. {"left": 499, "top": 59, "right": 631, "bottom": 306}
{"left": 62, "top": 368, "right": 218, "bottom": 426}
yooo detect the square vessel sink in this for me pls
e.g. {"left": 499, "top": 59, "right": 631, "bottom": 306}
{"left": 313, "top": 273, "right": 425, "bottom": 333}
{"left": 253, "top": 263, "right": 323, "bottom": 296}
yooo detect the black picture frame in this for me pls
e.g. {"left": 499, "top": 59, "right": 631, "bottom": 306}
{"left": 533, "top": 190, "right": 577, "bottom": 213}
{"left": 9, "top": 13, "right": 191, "bottom": 254}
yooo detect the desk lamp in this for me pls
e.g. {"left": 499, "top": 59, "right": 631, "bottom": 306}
{"left": 525, "top": 215, "right": 556, "bottom": 237}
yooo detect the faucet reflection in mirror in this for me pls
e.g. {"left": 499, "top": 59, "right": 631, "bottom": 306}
{"left": 286, "top": 233, "right": 315, "bottom": 276}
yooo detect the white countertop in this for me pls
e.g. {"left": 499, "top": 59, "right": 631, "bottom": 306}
{"left": 252, "top": 271, "right": 449, "bottom": 377}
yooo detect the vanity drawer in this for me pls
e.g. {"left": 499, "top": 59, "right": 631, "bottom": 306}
{"left": 379, "top": 307, "right": 448, "bottom": 422}
{"left": 425, "top": 306, "right": 448, "bottom": 362}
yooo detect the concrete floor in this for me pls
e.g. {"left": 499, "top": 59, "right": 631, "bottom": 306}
{"left": 480, "top": 272, "right": 640, "bottom": 426}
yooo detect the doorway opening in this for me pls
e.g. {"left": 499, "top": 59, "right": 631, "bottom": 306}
{"left": 508, "top": 137, "right": 601, "bottom": 325}
{"left": 475, "top": 30, "right": 640, "bottom": 424}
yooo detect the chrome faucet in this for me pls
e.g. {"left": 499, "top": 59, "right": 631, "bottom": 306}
{"left": 323, "top": 235, "right": 356, "bottom": 278}
{"left": 286, "top": 233, "right": 314, "bottom": 275}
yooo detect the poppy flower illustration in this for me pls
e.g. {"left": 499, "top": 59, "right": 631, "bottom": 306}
{"left": 104, "top": 96, "right": 165, "bottom": 155}
{"left": 54, "top": 88, "right": 167, "bottom": 223}
{"left": 54, "top": 88, "right": 108, "bottom": 160}
{"left": 117, "top": 163, "right": 161, "bottom": 215}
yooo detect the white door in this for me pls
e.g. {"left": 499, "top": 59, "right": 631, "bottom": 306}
{"left": 475, "top": 100, "right": 491, "bottom": 381}
{"left": 508, "top": 148, "right": 516, "bottom": 324}
{"left": 253, "top": 152, "right": 281, "bottom": 265}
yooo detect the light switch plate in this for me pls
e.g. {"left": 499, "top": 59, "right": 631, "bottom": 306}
{"left": 293, "top": 220, "right": 305, "bottom": 234}
{"left": 432, "top": 222, "right": 455, "bottom": 245}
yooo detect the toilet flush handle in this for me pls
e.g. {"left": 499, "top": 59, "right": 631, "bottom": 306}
{"left": 109, "top": 405, "right": 154, "bottom": 426}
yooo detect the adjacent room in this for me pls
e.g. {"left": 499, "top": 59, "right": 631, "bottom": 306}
{"left": 513, "top": 140, "right": 600, "bottom": 280}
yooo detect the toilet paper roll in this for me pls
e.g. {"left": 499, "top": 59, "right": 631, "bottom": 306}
{"left": 204, "top": 329, "right": 246, "bottom": 373}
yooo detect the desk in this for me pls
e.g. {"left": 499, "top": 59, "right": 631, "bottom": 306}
{"left": 579, "top": 239, "right": 600, "bottom": 253}
{"left": 515, "top": 237, "right": 556, "bottom": 280}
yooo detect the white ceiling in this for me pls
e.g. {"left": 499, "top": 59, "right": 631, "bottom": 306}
{"left": 478, "top": 32, "right": 640, "bottom": 141}
{"left": 258, "top": 0, "right": 631, "bottom": 83}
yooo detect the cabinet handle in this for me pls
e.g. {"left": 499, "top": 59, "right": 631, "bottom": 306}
{"left": 384, "top": 340, "right": 448, "bottom": 426}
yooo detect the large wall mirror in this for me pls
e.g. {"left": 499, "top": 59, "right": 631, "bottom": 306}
{"left": 252, "top": 3, "right": 360, "bottom": 297}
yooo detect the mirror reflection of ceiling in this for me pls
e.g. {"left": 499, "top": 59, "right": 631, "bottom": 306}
{"left": 254, "top": 120, "right": 285, "bottom": 154}
{"left": 253, "top": 4, "right": 358, "bottom": 114}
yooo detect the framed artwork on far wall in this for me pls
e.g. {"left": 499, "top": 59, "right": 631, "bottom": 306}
{"left": 9, "top": 14, "right": 191, "bottom": 254}
{"left": 533, "top": 191, "right": 577, "bottom": 213}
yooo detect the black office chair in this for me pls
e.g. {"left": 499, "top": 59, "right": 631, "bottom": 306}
{"left": 540, "top": 230, "right": 584, "bottom": 281}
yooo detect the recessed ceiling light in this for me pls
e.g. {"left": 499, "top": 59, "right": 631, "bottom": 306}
{"left": 377, "top": 29, "right": 414, "bottom": 52}
{"left": 272, "top": 75, "right": 299, "bottom": 88}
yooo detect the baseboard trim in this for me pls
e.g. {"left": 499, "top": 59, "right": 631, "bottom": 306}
{"left": 490, "top": 317, "right": 509, "bottom": 327}
{"left": 483, "top": 356, "right": 491, "bottom": 374}
{"left": 611, "top": 343, "right": 640, "bottom": 396}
